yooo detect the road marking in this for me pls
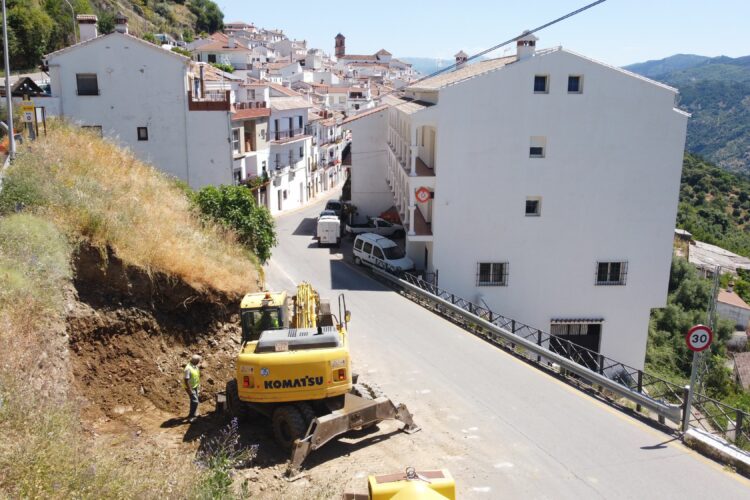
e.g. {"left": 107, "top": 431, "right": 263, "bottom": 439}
{"left": 471, "top": 486, "right": 492, "bottom": 493}
{"left": 419, "top": 389, "right": 431, "bottom": 394}
{"left": 493, "top": 462, "right": 514, "bottom": 469}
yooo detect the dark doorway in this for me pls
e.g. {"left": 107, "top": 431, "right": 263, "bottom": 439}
{"left": 549, "top": 323, "right": 602, "bottom": 370}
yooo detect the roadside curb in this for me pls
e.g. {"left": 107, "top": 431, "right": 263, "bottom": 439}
{"left": 684, "top": 428, "right": 750, "bottom": 477}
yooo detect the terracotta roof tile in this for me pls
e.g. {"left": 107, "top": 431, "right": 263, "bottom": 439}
{"left": 718, "top": 289, "right": 750, "bottom": 310}
{"left": 232, "top": 108, "right": 271, "bottom": 120}
{"left": 734, "top": 352, "right": 750, "bottom": 389}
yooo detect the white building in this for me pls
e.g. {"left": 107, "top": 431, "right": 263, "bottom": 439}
{"left": 345, "top": 35, "right": 688, "bottom": 370}
{"left": 717, "top": 289, "right": 750, "bottom": 330}
{"left": 268, "top": 94, "right": 313, "bottom": 214}
{"left": 44, "top": 24, "right": 234, "bottom": 189}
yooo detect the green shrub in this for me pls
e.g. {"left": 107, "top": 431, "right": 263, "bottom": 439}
{"left": 193, "top": 185, "right": 277, "bottom": 263}
{"left": 210, "top": 62, "right": 235, "bottom": 74}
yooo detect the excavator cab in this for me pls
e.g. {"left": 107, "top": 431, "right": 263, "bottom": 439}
{"left": 240, "top": 291, "right": 287, "bottom": 342}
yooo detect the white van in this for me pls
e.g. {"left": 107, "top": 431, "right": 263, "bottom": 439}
{"left": 317, "top": 215, "right": 341, "bottom": 246}
{"left": 352, "top": 233, "right": 414, "bottom": 271}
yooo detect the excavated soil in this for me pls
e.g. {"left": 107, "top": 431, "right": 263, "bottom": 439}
{"left": 68, "top": 244, "right": 242, "bottom": 420}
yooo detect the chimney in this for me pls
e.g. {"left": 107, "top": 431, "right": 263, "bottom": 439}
{"left": 454, "top": 50, "right": 468, "bottom": 69}
{"left": 728, "top": 282, "right": 735, "bottom": 293}
{"left": 114, "top": 12, "right": 128, "bottom": 34}
{"left": 516, "top": 30, "right": 538, "bottom": 60}
{"left": 76, "top": 14, "right": 98, "bottom": 43}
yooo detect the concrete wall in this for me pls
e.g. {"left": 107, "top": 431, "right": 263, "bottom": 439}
{"left": 346, "top": 110, "right": 392, "bottom": 218}
{"left": 717, "top": 302, "right": 750, "bottom": 330}
{"left": 426, "top": 49, "right": 687, "bottom": 369}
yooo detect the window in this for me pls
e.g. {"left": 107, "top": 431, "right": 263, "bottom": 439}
{"left": 283, "top": 190, "right": 288, "bottom": 200}
{"left": 476, "top": 262, "right": 508, "bottom": 287}
{"left": 76, "top": 73, "right": 99, "bottom": 96}
{"left": 373, "top": 247, "right": 385, "bottom": 260}
{"left": 208, "top": 54, "right": 217, "bottom": 63}
{"left": 231, "top": 128, "right": 241, "bottom": 154}
{"left": 363, "top": 242, "right": 373, "bottom": 254}
{"left": 533, "top": 75, "right": 548, "bottom": 93}
{"left": 529, "top": 136, "right": 546, "bottom": 158}
{"left": 568, "top": 75, "right": 583, "bottom": 93}
{"left": 137, "top": 127, "right": 148, "bottom": 141}
{"left": 299, "top": 146, "right": 304, "bottom": 158}
{"left": 354, "top": 238, "right": 364, "bottom": 251}
{"left": 298, "top": 116, "right": 303, "bottom": 129}
{"left": 596, "top": 262, "right": 628, "bottom": 285}
{"left": 525, "top": 197, "right": 541, "bottom": 216}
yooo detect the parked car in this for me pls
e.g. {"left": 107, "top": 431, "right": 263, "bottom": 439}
{"left": 316, "top": 215, "right": 341, "bottom": 247}
{"left": 325, "top": 199, "right": 343, "bottom": 216}
{"left": 318, "top": 209, "right": 337, "bottom": 220}
{"left": 352, "top": 233, "right": 414, "bottom": 271}
{"left": 346, "top": 217, "right": 405, "bottom": 238}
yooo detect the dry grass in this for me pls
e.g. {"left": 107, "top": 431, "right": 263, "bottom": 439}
{"left": 0, "top": 214, "right": 206, "bottom": 499}
{"left": 0, "top": 120, "right": 259, "bottom": 295}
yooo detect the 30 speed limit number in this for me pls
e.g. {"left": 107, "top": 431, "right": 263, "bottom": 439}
{"left": 685, "top": 324, "right": 713, "bottom": 352}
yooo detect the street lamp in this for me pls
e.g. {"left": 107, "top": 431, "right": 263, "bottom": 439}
{"left": 63, "top": 0, "right": 76, "bottom": 44}
{"left": 2, "top": 0, "right": 15, "bottom": 159}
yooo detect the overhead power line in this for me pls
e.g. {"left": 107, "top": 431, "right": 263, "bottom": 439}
{"left": 375, "top": 0, "right": 608, "bottom": 104}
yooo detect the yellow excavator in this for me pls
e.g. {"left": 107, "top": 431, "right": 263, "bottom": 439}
{"left": 224, "top": 282, "right": 420, "bottom": 477}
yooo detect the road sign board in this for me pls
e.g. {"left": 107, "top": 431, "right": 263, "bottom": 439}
{"left": 685, "top": 324, "right": 713, "bottom": 352}
{"left": 22, "top": 111, "right": 34, "bottom": 123}
{"left": 20, "top": 100, "right": 34, "bottom": 112}
{"left": 415, "top": 186, "right": 430, "bottom": 203}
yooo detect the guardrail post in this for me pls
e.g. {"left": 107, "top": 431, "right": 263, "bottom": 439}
{"left": 678, "top": 385, "right": 689, "bottom": 429}
{"left": 598, "top": 354, "right": 604, "bottom": 375}
{"left": 510, "top": 321, "right": 516, "bottom": 351}
{"left": 636, "top": 372, "right": 643, "bottom": 412}
{"left": 734, "top": 411, "right": 743, "bottom": 445}
{"left": 537, "top": 330, "right": 542, "bottom": 363}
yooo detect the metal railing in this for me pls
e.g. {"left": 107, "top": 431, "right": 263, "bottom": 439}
{"left": 273, "top": 128, "right": 305, "bottom": 141}
{"left": 369, "top": 265, "right": 750, "bottom": 449}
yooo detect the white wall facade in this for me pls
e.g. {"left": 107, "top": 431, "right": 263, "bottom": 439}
{"left": 346, "top": 110, "right": 392, "bottom": 217}
{"left": 46, "top": 33, "right": 233, "bottom": 189}
{"left": 717, "top": 302, "right": 750, "bottom": 330}
{"left": 428, "top": 50, "right": 687, "bottom": 369}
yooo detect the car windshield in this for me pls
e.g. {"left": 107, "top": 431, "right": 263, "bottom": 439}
{"left": 319, "top": 210, "right": 335, "bottom": 218}
{"left": 383, "top": 246, "right": 405, "bottom": 260}
{"left": 326, "top": 201, "right": 341, "bottom": 211}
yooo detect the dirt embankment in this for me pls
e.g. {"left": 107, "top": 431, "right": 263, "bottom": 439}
{"left": 67, "top": 243, "right": 244, "bottom": 419}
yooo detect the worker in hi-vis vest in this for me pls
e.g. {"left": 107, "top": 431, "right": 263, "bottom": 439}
{"left": 184, "top": 354, "right": 201, "bottom": 422}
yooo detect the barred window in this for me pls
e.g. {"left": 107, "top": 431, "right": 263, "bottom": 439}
{"left": 596, "top": 261, "right": 627, "bottom": 285}
{"left": 76, "top": 73, "right": 99, "bottom": 96}
{"left": 534, "top": 75, "right": 548, "bottom": 93}
{"left": 477, "top": 262, "right": 508, "bottom": 287}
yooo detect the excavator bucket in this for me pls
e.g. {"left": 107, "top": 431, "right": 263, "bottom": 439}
{"left": 286, "top": 393, "right": 420, "bottom": 479}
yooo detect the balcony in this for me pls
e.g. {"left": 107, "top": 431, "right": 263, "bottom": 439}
{"left": 272, "top": 128, "right": 309, "bottom": 143}
{"left": 415, "top": 156, "right": 435, "bottom": 177}
{"left": 413, "top": 207, "right": 432, "bottom": 237}
{"left": 187, "top": 90, "right": 230, "bottom": 111}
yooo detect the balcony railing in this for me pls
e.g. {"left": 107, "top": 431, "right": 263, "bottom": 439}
{"left": 235, "top": 101, "right": 267, "bottom": 109}
{"left": 272, "top": 128, "right": 305, "bottom": 142}
{"left": 187, "top": 90, "right": 230, "bottom": 111}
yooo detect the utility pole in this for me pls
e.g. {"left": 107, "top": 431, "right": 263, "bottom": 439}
{"left": 64, "top": 0, "right": 77, "bottom": 44}
{"left": 2, "top": 0, "right": 15, "bottom": 159}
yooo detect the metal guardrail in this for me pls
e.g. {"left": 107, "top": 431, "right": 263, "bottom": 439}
{"left": 369, "top": 265, "right": 750, "bottom": 447}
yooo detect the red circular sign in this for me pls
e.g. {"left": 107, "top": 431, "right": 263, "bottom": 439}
{"left": 415, "top": 187, "right": 430, "bottom": 203}
{"left": 685, "top": 325, "right": 713, "bottom": 352}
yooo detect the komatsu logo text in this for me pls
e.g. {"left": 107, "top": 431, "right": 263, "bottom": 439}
{"left": 264, "top": 376, "right": 324, "bottom": 390}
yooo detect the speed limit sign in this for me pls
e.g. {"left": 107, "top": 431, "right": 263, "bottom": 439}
{"left": 685, "top": 324, "right": 713, "bottom": 352}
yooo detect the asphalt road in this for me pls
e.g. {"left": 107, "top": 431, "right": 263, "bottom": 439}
{"left": 265, "top": 194, "right": 749, "bottom": 498}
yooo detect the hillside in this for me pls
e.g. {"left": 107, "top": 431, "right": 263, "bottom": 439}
{"left": 625, "top": 54, "right": 750, "bottom": 174}
{"left": 4, "top": 0, "right": 223, "bottom": 70}
{"left": 677, "top": 152, "right": 750, "bottom": 257}
{"left": 0, "top": 123, "right": 261, "bottom": 496}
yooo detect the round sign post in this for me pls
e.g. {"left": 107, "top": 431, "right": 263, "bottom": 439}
{"left": 681, "top": 324, "right": 714, "bottom": 432}
{"left": 685, "top": 325, "right": 713, "bottom": 352}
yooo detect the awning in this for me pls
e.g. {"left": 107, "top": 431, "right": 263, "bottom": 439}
{"left": 550, "top": 318, "right": 604, "bottom": 325}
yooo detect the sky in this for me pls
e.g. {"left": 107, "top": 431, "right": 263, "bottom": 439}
{"left": 217, "top": 0, "right": 749, "bottom": 67}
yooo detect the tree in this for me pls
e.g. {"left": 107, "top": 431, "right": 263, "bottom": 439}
{"left": 193, "top": 185, "right": 277, "bottom": 263}
{"left": 188, "top": 0, "right": 223, "bottom": 33}
{"left": 97, "top": 11, "right": 115, "bottom": 34}
{"left": 6, "top": 1, "right": 55, "bottom": 69}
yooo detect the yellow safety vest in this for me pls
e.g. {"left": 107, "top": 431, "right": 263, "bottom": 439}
{"left": 184, "top": 363, "right": 200, "bottom": 390}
